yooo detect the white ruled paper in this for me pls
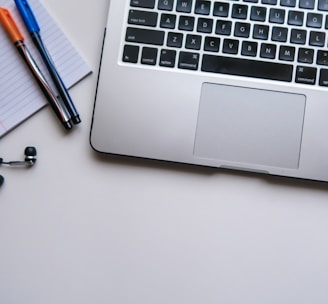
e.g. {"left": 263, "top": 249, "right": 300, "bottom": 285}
{"left": 0, "top": 0, "right": 91, "bottom": 136}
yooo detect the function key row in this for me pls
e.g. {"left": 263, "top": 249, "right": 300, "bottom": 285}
{"left": 130, "top": 0, "right": 328, "bottom": 12}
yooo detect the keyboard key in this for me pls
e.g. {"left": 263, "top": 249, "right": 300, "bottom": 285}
{"left": 141, "top": 47, "right": 158, "bottom": 65}
{"left": 213, "top": 2, "right": 229, "bottom": 17}
{"left": 130, "top": 0, "right": 155, "bottom": 9}
{"left": 295, "top": 66, "right": 317, "bottom": 85}
{"left": 178, "top": 52, "right": 200, "bottom": 70}
{"left": 261, "top": 0, "right": 277, "bottom": 4}
{"left": 250, "top": 6, "right": 267, "bottom": 21}
{"left": 253, "top": 24, "right": 269, "bottom": 39}
{"left": 158, "top": 0, "right": 174, "bottom": 10}
{"left": 260, "top": 43, "right": 276, "bottom": 59}
{"left": 160, "top": 14, "right": 176, "bottom": 29}
{"left": 179, "top": 16, "right": 195, "bottom": 31}
{"left": 202, "top": 55, "right": 293, "bottom": 82}
{"left": 234, "top": 22, "right": 251, "bottom": 38}
{"left": 128, "top": 10, "right": 158, "bottom": 27}
{"left": 195, "top": 0, "right": 211, "bottom": 15}
{"left": 298, "top": 48, "right": 314, "bottom": 63}
{"left": 167, "top": 32, "right": 183, "bottom": 48}
{"left": 272, "top": 26, "right": 288, "bottom": 42}
{"left": 176, "top": 0, "right": 193, "bottom": 13}
{"left": 160, "top": 49, "right": 176, "bottom": 67}
{"left": 280, "top": 0, "right": 296, "bottom": 7}
{"left": 279, "top": 46, "right": 295, "bottom": 61}
{"left": 232, "top": 4, "right": 248, "bottom": 19}
{"left": 318, "top": 0, "right": 328, "bottom": 11}
{"left": 223, "top": 39, "right": 239, "bottom": 54}
{"left": 185, "top": 34, "right": 202, "bottom": 50}
{"left": 241, "top": 41, "right": 258, "bottom": 56}
{"left": 215, "top": 20, "right": 232, "bottom": 35}
{"left": 319, "top": 69, "right": 328, "bottom": 86}
{"left": 307, "top": 13, "right": 323, "bottom": 28}
{"left": 269, "top": 8, "right": 285, "bottom": 23}
{"left": 197, "top": 18, "right": 213, "bottom": 33}
{"left": 126, "top": 27, "right": 165, "bottom": 45}
{"left": 299, "top": 0, "right": 315, "bottom": 9}
{"left": 123, "top": 45, "right": 139, "bottom": 63}
{"left": 309, "top": 31, "right": 326, "bottom": 47}
{"left": 204, "top": 37, "right": 220, "bottom": 52}
{"left": 288, "top": 11, "right": 304, "bottom": 26}
{"left": 317, "top": 50, "right": 328, "bottom": 65}
{"left": 290, "top": 29, "right": 306, "bottom": 44}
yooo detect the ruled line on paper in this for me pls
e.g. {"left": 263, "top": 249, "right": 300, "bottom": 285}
{"left": 0, "top": 0, "right": 91, "bottom": 137}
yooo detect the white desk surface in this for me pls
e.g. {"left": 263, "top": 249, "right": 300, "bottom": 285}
{"left": 1, "top": 1, "right": 328, "bottom": 303}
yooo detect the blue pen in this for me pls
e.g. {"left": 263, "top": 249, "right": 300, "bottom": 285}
{"left": 14, "top": 0, "right": 81, "bottom": 125}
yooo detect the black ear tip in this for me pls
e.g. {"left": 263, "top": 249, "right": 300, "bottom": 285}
{"left": 24, "top": 146, "right": 37, "bottom": 157}
{"left": 0, "top": 175, "right": 4, "bottom": 187}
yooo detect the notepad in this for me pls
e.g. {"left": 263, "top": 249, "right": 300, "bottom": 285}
{"left": 0, "top": 0, "right": 91, "bottom": 137}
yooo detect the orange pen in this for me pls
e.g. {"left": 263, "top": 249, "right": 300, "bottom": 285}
{"left": 0, "top": 7, "right": 72, "bottom": 130}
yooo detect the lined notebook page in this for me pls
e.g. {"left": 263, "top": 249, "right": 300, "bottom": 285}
{"left": 0, "top": 0, "right": 91, "bottom": 137}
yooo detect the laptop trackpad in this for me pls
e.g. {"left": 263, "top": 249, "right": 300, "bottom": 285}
{"left": 194, "top": 83, "right": 306, "bottom": 169}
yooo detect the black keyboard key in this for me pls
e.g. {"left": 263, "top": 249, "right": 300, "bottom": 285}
{"left": 160, "top": 49, "right": 176, "bottom": 67}
{"left": 288, "top": 11, "right": 304, "bottom": 26}
{"left": 126, "top": 27, "right": 165, "bottom": 45}
{"left": 319, "top": 69, "right": 328, "bottom": 86}
{"left": 204, "top": 37, "right": 220, "bottom": 52}
{"left": 223, "top": 39, "right": 239, "bottom": 54}
{"left": 202, "top": 55, "right": 293, "bottom": 82}
{"left": 298, "top": 48, "right": 314, "bottom": 63}
{"left": 178, "top": 52, "right": 200, "bottom": 70}
{"left": 279, "top": 46, "right": 295, "bottom": 61}
{"left": 130, "top": 0, "right": 155, "bottom": 9}
{"left": 167, "top": 32, "right": 183, "bottom": 47}
{"left": 269, "top": 8, "right": 285, "bottom": 23}
{"left": 197, "top": 18, "right": 213, "bottom": 33}
{"left": 160, "top": 14, "right": 176, "bottom": 29}
{"left": 158, "top": 0, "right": 174, "bottom": 10}
{"left": 318, "top": 0, "right": 328, "bottom": 11}
{"left": 260, "top": 43, "right": 276, "bottom": 59}
{"left": 141, "top": 47, "right": 158, "bottom": 65}
{"left": 261, "top": 0, "right": 277, "bottom": 4}
{"left": 123, "top": 45, "right": 139, "bottom": 63}
{"left": 234, "top": 22, "right": 251, "bottom": 38}
{"left": 241, "top": 41, "right": 258, "bottom": 57}
{"left": 271, "top": 26, "right": 288, "bottom": 42}
{"left": 185, "top": 34, "right": 202, "bottom": 50}
{"left": 309, "top": 31, "right": 326, "bottom": 47}
{"left": 176, "top": 0, "right": 193, "bottom": 13}
{"left": 290, "top": 29, "right": 306, "bottom": 44}
{"left": 232, "top": 4, "right": 248, "bottom": 19}
{"left": 250, "top": 6, "right": 267, "bottom": 21}
{"left": 253, "top": 24, "right": 269, "bottom": 39}
{"left": 213, "top": 2, "right": 229, "bottom": 17}
{"left": 195, "top": 0, "right": 211, "bottom": 15}
{"left": 179, "top": 16, "right": 195, "bottom": 31}
{"left": 317, "top": 50, "right": 328, "bottom": 65}
{"left": 280, "top": 0, "right": 296, "bottom": 7}
{"left": 295, "top": 66, "right": 317, "bottom": 85}
{"left": 128, "top": 10, "right": 158, "bottom": 27}
{"left": 299, "top": 0, "right": 315, "bottom": 9}
{"left": 215, "top": 20, "right": 232, "bottom": 35}
{"left": 307, "top": 13, "right": 323, "bottom": 28}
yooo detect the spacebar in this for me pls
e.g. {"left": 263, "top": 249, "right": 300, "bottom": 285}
{"left": 202, "top": 55, "right": 293, "bottom": 82}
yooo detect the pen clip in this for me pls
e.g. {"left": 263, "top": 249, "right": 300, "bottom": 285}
{"left": 0, "top": 8, "right": 24, "bottom": 42}
{"left": 14, "top": 0, "right": 40, "bottom": 33}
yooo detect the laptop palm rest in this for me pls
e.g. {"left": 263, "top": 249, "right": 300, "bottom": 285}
{"left": 194, "top": 83, "right": 306, "bottom": 169}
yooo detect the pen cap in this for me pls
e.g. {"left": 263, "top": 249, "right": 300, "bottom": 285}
{"left": 14, "top": 0, "right": 40, "bottom": 33}
{"left": 0, "top": 8, "right": 24, "bottom": 42}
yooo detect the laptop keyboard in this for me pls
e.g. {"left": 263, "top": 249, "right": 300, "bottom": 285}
{"left": 122, "top": 0, "right": 328, "bottom": 87}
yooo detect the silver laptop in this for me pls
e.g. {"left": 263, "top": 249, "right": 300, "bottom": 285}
{"left": 90, "top": 0, "right": 328, "bottom": 182}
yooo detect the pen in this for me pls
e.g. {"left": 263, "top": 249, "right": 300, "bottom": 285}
{"left": 14, "top": 0, "right": 81, "bottom": 125}
{"left": 0, "top": 7, "right": 72, "bottom": 129}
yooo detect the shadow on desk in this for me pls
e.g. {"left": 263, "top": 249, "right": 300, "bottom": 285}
{"left": 91, "top": 150, "right": 328, "bottom": 193}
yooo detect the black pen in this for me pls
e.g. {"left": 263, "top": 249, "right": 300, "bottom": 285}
{"left": 15, "top": 0, "right": 81, "bottom": 124}
{"left": 0, "top": 7, "right": 72, "bottom": 129}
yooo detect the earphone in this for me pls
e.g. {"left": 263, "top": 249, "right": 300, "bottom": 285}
{"left": 0, "top": 146, "right": 37, "bottom": 186}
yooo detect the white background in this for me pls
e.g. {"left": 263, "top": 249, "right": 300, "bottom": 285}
{"left": 1, "top": 0, "right": 328, "bottom": 303}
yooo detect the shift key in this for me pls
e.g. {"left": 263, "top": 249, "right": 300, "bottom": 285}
{"left": 126, "top": 27, "right": 165, "bottom": 45}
